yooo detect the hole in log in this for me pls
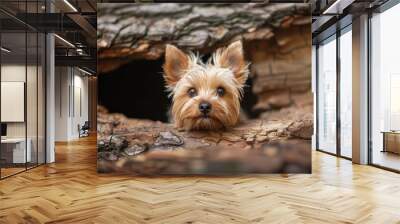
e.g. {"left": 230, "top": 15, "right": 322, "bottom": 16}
{"left": 98, "top": 59, "right": 170, "bottom": 122}
{"left": 98, "top": 58, "right": 259, "bottom": 122}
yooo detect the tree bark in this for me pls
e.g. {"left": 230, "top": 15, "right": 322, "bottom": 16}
{"left": 97, "top": 106, "right": 312, "bottom": 174}
{"left": 96, "top": 3, "right": 313, "bottom": 175}
{"left": 97, "top": 3, "right": 310, "bottom": 73}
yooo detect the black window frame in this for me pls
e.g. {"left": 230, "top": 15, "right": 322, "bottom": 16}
{"left": 314, "top": 17, "right": 353, "bottom": 161}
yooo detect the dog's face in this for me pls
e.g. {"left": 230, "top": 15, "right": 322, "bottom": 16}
{"left": 163, "top": 41, "right": 249, "bottom": 130}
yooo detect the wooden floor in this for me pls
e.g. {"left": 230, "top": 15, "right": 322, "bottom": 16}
{"left": 373, "top": 150, "right": 400, "bottom": 171}
{"left": 1, "top": 167, "right": 26, "bottom": 178}
{"left": 1, "top": 136, "right": 400, "bottom": 224}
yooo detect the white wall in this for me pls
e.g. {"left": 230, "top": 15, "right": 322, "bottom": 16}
{"left": 1, "top": 65, "right": 38, "bottom": 138}
{"left": 1, "top": 63, "right": 46, "bottom": 164}
{"left": 55, "top": 66, "right": 89, "bottom": 141}
{"left": 71, "top": 73, "right": 89, "bottom": 138}
{"left": 55, "top": 66, "right": 69, "bottom": 141}
{"left": 1, "top": 65, "right": 26, "bottom": 139}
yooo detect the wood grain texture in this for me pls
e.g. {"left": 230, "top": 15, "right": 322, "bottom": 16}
{"left": 97, "top": 106, "right": 313, "bottom": 174}
{"left": 1, "top": 135, "right": 400, "bottom": 223}
{"left": 97, "top": 3, "right": 310, "bottom": 73}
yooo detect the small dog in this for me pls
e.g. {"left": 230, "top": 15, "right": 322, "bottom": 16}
{"left": 163, "top": 40, "right": 249, "bottom": 130}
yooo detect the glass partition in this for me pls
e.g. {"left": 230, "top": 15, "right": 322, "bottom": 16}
{"left": 0, "top": 1, "right": 46, "bottom": 179}
{"left": 1, "top": 31, "right": 28, "bottom": 177}
{"left": 27, "top": 30, "right": 38, "bottom": 169}
{"left": 26, "top": 0, "right": 45, "bottom": 169}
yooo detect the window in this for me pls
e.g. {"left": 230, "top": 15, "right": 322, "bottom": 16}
{"left": 316, "top": 25, "right": 353, "bottom": 159}
{"left": 339, "top": 27, "right": 352, "bottom": 158}
{"left": 317, "top": 35, "right": 337, "bottom": 154}
{"left": 370, "top": 3, "right": 400, "bottom": 171}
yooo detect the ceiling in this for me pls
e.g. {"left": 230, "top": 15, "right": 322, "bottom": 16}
{"left": 311, "top": 0, "right": 391, "bottom": 42}
{"left": 1, "top": 0, "right": 393, "bottom": 74}
{"left": 0, "top": 0, "right": 96, "bottom": 74}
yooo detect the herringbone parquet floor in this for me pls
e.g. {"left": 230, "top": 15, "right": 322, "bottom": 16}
{"left": 1, "top": 135, "right": 400, "bottom": 224}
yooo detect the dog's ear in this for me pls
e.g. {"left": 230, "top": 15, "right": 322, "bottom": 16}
{"left": 163, "top": 44, "right": 190, "bottom": 87}
{"left": 215, "top": 40, "right": 248, "bottom": 85}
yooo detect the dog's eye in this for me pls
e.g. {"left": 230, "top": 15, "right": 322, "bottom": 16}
{"left": 217, "top": 87, "right": 225, "bottom": 96}
{"left": 188, "top": 88, "right": 197, "bottom": 97}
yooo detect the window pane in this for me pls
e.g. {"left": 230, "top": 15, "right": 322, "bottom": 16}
{"left": 340, "top": 28, "right": 352, "bottom": 158}
{"left": 371, "top": 4, "right": 400, "bottom": 171}
{"left": 318, "top": 36, "right": 337, "bottom": 154}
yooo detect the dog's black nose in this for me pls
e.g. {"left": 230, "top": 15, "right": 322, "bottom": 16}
{"left": 199, "top": 102, "right": 211, "bottom": 114}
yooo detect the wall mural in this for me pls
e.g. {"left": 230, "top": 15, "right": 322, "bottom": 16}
{"left": 97, "top": 3, "right": 312, "bottom": 175}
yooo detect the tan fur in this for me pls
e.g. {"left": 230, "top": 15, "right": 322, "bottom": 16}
{"left": 163, "top": 41, "right": 249, "bottom": 130}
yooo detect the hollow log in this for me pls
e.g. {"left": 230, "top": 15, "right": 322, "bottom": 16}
{"left": 97, "top": 3, "right": 310, "bottom": 71}
{"left": 97, "top": 3, "right": 313, "bottom": 174}
{"left": 98, "top": 3, "right": 312, "bottom": 113}
{"left": 97, "top": 106, "right": 312, "bottom": 174}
